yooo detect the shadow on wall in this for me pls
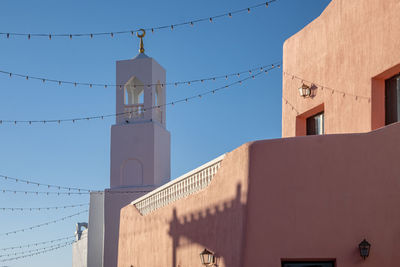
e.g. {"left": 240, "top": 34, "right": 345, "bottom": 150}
{"left": 168, "top": 183, "right": 245, "bottom": 267}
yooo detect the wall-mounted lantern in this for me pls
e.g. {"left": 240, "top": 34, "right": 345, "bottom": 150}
{"left": 299, "top": 83, "right": 311, "bottom": 98}
{"left": 358, "top": 239, "right": 371, "bottom": 260}
{"left": 200, "top": 248, "right": 216, "bottom": 266}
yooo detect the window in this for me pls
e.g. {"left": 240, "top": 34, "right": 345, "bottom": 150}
{"left": 385, "top": 74, "right": 400, "bottom": 125}
{"left": 306, "top": 112, "right": 324, "bottom": 135}
{"left": 282, "top": 261, "right": 334, "bottom": 267}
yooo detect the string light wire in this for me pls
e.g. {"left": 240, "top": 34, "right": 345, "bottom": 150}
{"left": 0, "top": 210, "right": 88, "bottom": 236}
{"left": 0, "top": 64, "right": 280, "bottom": 125}
{"left": 0, "top": 240, "right": 74, "bottom": 258}
{"left": 0, "top": 62, "right": 280, "bottom": 88}
{"left": 283, "top": 71, "right": 371, "bottom": 101}
{"left": 0, "top": 241, "right": 73, "bottom": 262}
{"left": 0, "top": 174, "right": 91, "bottom": 192}
{"left": 0, "top": 1, "right": 277, "bottom": 40}
{"left": 0, "top": 236, "right": 74, "bottom": 251}
{"left": 0, "top": 188, "right": 161, "bottom": 196}
{"left": 0, "top": 203, "right": 89, "bottom": 211}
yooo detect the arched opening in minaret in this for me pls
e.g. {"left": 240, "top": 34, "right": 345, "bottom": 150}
{"left": 124, "top": 76, "right": 145, "bottom": 120}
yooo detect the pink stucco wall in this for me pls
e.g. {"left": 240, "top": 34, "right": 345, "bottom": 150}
{"left": 118, "top": 144, "right": 250, "bottom": 267}
{"left": 282, "top": 0, "right": 400, "bottom": 137}
{"left": 243, "top": 122, "right": 400, "bottom": 266}
{"left": 118, "top": 122, "right": 400, "bottom": 267}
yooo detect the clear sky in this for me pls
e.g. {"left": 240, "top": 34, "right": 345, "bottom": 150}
{"left": 0, "top": 0, "right": 331, "bottom": 266}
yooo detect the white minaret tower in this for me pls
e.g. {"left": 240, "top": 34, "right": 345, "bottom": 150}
{"left": 110, "top": 30, "right": 170, "bottom": 188}
{"left": 96, "top": 31, "right": 171, "bottom": 267}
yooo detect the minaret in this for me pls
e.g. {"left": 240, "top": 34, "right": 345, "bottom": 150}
{"left": 110, "top": 29, "right": 170, "bottom": 188}
{"left": 99, "top": 31, "right": 171, "bottom": 267}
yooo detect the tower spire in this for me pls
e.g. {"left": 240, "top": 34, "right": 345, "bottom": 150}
{"left": 136, "top": 29, "right": 145, "bottom": 54}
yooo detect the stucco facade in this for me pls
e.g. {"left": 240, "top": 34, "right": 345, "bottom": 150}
{"left": 282, "top": 0, "right": 400, "bottom": 137}
{"left": 118, "top": 124, "right": 400, "bottom": 266}
{"left": 117, "top": 0, "right": 400, "bottom": 266}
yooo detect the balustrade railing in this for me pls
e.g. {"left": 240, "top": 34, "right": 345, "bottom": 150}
{"left": 124, "top": 104, "right": 144, "bottom": 120}
{"left": 132, "top": 154, "right": 225, "bottom": 215}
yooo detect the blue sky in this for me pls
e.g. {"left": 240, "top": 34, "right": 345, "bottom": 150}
{"left": 0, "top": 0, "right": 331, "bottom": 266}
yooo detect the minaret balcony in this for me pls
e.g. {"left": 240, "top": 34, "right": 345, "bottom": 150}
{"left": 124, "top": 104, "right": 145, "bottom": 120}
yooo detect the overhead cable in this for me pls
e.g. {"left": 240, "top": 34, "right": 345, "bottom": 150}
{"left": 0, "top": 210, "right": 88, "bottom": 236}
{"left": 0, "top": 240, "right": 74, "bottom": 258}
{"left": 0, "top": 174, "right": 91, "bottom": 192}
{"left": 0, "top": 62, "right": 280, "bottom": 88}
{"left": 0, "top": 64, "right": 280, "bottom": 125}
{"left": 0, "top": 241, "right": 73, "bottom": 262}
{"left": 0, "top": 1, "right": 276, "bottom": 40}
{"left": 0, "top": 235, "right": 74, "bottom": 251}
{"left": 0, "top": 203, "right": 89, "bottom": 211}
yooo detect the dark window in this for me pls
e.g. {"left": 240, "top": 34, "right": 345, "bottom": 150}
{"left": 282, "top": 261, "right": 334, "bottom": 267}
{"left": 306, "top": 112, "right": 324, "bottom": 135}
{"left": 385, "top": 74, "right": 400, "bottom": 125}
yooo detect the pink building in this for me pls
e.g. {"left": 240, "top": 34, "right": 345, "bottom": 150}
{"left": 117, "top": 0, "right": 400, "bottom": 266}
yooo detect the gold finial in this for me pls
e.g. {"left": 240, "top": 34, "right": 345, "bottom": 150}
{"left": 136, "top": 29, "right": 146, "bottom": 53}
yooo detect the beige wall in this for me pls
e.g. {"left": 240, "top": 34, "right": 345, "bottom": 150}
{"left": 282, "top": 0, "right": 400, "bottom": 137}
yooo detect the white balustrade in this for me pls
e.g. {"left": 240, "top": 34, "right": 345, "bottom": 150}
{"left": 131, "top": 154, "right": 225, "bottom": 215}
{"left": 124, "top": 104, "right": 144, "bottom": 120}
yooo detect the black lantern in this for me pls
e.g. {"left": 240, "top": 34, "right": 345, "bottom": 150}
{"left": 298, "top": 83, "right": 311, "bottom": 98}
{"left": 358, "top": 239, "right": 371, "bottom": 260}
{"left": 200, "top": 248, "right": 215, "bottom": 266}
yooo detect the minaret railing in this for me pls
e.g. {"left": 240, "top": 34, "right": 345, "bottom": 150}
{"left": 124, "top": 104, "right": 145, "bottom": 120}
{"left": 131, "top": 154, "right": 225, "bottom": 215}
